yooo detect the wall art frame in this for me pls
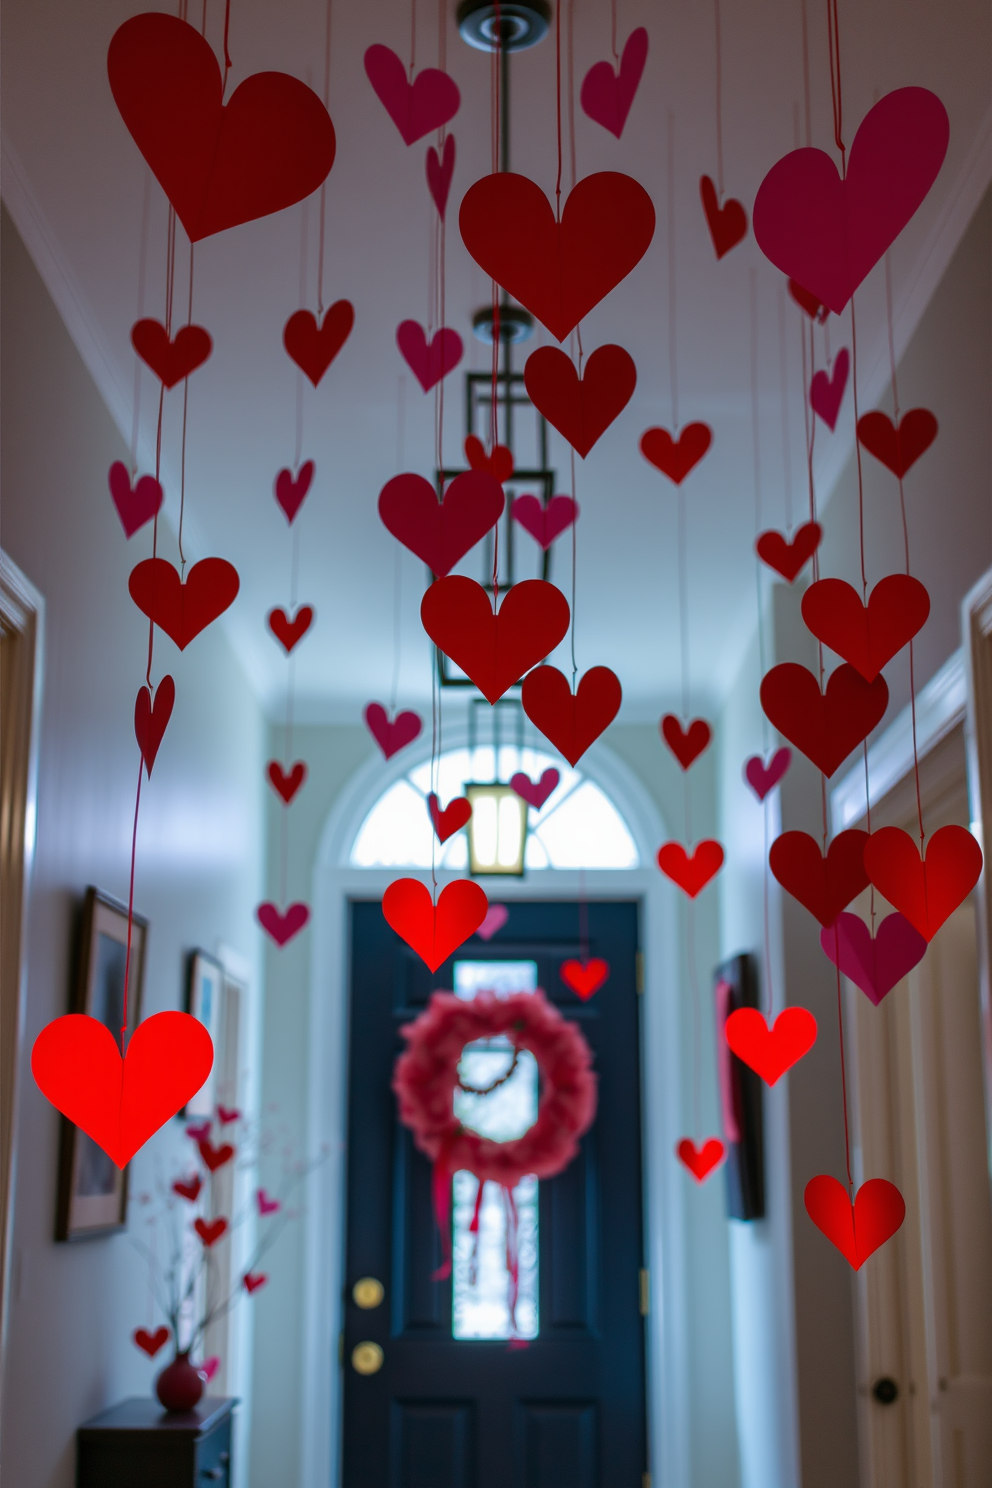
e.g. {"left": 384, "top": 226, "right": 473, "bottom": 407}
{"left": 184, "top": 949, "right": 223, "bottom": 1118}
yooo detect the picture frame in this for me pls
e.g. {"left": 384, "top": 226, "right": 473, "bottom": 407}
{"left": 56, "top": 887, "right": 147, "bottom": 1241}
{"left": 184, "top": 950, "right": 223, "bottom": 1118}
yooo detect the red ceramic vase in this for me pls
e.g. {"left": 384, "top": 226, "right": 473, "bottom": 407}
{"left": 155, "top": 1351, "right": 204, "bottom": 1413}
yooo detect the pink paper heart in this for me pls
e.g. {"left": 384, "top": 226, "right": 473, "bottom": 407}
{"left": 820, "top": 911, "right": 927, "bottom": 1006}
{"left": 256, "top": 1187, "right": 281, "bottom": 1215}
{"left": 752, "top": 88, "right": 949, "bottom": 314}
{"left": 396, "top": 322, "right": 463, "bottom": 393}
{"left": 364, "top": 45, "right": 459, "bottom": 146}
{"left": 364, "top": 703, "right": 423, "bottom": 760}
{"left": 108, "top": 460, "right": 163, "bottom": 538}
{"left": 185, "top": 1120, "right": 212, "bottom": 1142}
{"left": 510, "top": 768, "right": 560, "bottom": 809}
{"left": 274, "top": 461, "right": 314, "bottom": 523}
{"left": 511, "top": 494, "right": 579, "bottom": 550}
{"left": 198, "top": 1356, "right": 220, "bottom": 1382}
{"left": 744, "top": 747, "right": 792, "bottom": 802}
{"left": 476, "top": 904, "right": 509, "bottom": 941}
{"left": 426, "top": 134, "right": 455, "bottom": 218}
{"left": 810, "top": 349, "right": 849, "bottom": 431}
{"left": 579, "top": 27, "right": 648, "bottom": 139}
{"left": 256, "top": 902, "right": 310, "bottom": 947}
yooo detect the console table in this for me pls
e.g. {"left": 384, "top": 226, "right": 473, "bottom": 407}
{"left": 77, "top": 1396, "right": 236, "bottom": 1487}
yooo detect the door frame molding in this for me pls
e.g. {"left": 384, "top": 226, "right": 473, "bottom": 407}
{"left": 963, "top": 566, "right": 992, "bottom": 1177}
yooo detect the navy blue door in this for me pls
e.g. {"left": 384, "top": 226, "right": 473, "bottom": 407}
{"left": 341, "top": 898, "right": 647, "bottom": 1488}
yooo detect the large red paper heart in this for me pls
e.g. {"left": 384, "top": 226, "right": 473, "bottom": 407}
{"left": 382, "top": 878, "right": 489, "bottom": 972}
{"left": 198, "top": 1138, "right": 234, "bottom": 1172}
{"left": 511, "top": 495, "right": 578, "bottom": 550}
{"left": 560, "top": 958, "right": 610, "bottom": 1000}
{"left": 657, "top": 840, "right": 725, "bottom": 898}
{"left": 428, "top": 793, "right": 472, "bottom": 843}
{"left": 857, "top": 409, "right": 938, "bottom": 478}
{"left": 256, "top": 901, "right": 310, "bottom": 947}
{"left": 661, "top": 715, "right": 711, "bottom": 770}
{"left": 364, "top": 703, "right": 422, "bottom": 760}
{"left": 579, "top": 27, "right": 648, "bottom": 139}
{"left": 804, "top": 1175, "right": 906, "bottom": 1269}
{"left": 744, "top": 747, "right": 792, "bottom": 801}
{"left": 699, "top": 176, "right": 748, "bottom": 259}
{"left": 677, "top": 1137, "right": 725, "bottom": 1182}
{"left": 364, "top": 45, "right": 460, "bottom": 145}
{"left": 274, "top": 462, "right": 315, "bottom": 525}
{"left": 752, "top": 88, "right": 949, "bottom": 313}
{"left": 760, "top": 662, "right": 888, "bottom": 777}
{"left": 464, "top": 435, "right": 513, "bottom": 485}
{"left": 524, "top": 345, "right": 636, "bottom": 458}
{"left": 802, "top": 575, "right": 930, "bottom": 681}
{"left": 134, "top": 675, "right": 175, "bottom": 777}
{"left": 421, "top": 577, "right": 570, "bottom": 705}
{"left": 129, "top": 557, "right": 239, "bottom": 649}
{"left": 194, "top": 1216, "right": 228, "bottom": 1248}
{"left": 108, "top": 13, "right": 335, "bottom": 242}
{"left": 810, "top": 348, "right": 849, "bottom": 431}
{"left": 640, "top": 423, "right": 712, "bottom": 484}
{"left": 108, "top": 461, "right": 164, "bottom": 538}
{"left": 31, "top": 1011, "right": 213, "bottom": 1169}
{"left": 131, "top": 320, "right": 212, "bottom": 389}
{"left": 267, "top": 760, "right": 307, "bottom": 805}
{"left": 379, "top": 471, "right": 504, "bottom": 577}
{"left": 283, "top": 303, "right": 354, "bottom": 387}
{"left": 396, "top": 322, "right": 463, "bottom": 392}
{"left": 521, "top": 666, "right": 622, "bottom": 765}
{"left": 134, "top": 1326, "right": 170, "bottom": 1357}
{"left": 459, "top": 172, "right": 655, "bottom": 343}
{"left": 769, "top": 829, "right": 869, "bottom": 927}
{"left": 820, "top": 911, "right": 927, "bottom": 1006}
{"left": 755, "top": 522, "right": 822, "bottom": 582}
{"left": 724, "top": 1006, "right": 817, "bottom": 1085}
{"left": 863, "top": 825, "right": 983, "bottom": 941}
{"left": 510, "top": 769, "right": 560, "bottom": 810}
{"left": 267, "top": 605, "right": 313, "bottom": 654}
{"left": 172, "top": 1175, "right": 202, "bottom": 1201}
{"left": 427, "top": 134, "right": 456, "bottom": 217}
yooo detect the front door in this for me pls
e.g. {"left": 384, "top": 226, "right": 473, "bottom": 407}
{"left": 341, "top": 898, "right": 647, "bottom": 1488}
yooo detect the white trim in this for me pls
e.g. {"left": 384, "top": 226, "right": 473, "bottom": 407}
{"left": 962, "top": 565, "right": 992, "bottom": 1180}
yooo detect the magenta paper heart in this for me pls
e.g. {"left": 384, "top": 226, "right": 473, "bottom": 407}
{"left": 257, "top": 1187, "right": 280, "bottom": 1215}
{"left": 199, "top": 1357, "right": 220, "bottom": 1382}
{"left": 476, "top": 903, "right": 510, "bottom": 941}
{"left": 820, "top": 911, "right": 927, "bottom": 1005}
{"left": 510, "top": 768, "right": 560, "bottom": 809}
{"left": 108, "top": 461, "right": 163, "bottom": 538}
{"left": 185, "top": 1120, "right": 212, "bottom": 1142}
{"left": 364, "top": 703, "right": 423, "bottom": 760}
{"left": 752, "top": 88, "right": 949, "bottom": 314}
{"left": 274, "top": 461, "right": 314, "bottom": 523}
{"left": 396, "top": 322, "right": 463, "bottom": 392}
{"left": 580, "top": 27, "right": 648, "bottom": 139}
{"left": 427, "top": 134, "right": 455, "bottom": 218}
{"left": 256, "top": 902, "right": 310, "bottom": 947}
{"left": 744, "top": 747, "right": 792, "bottom": 802}
{"left": 364, "top": 45, "right": 459, "bottom": 146}
{"left": 810, "top": 349, "right": 849, "bottom": 431}
{"left": 512, "top": 495, "right": 579, "bottom": 550}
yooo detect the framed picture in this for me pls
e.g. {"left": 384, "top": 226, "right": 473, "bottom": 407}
{"left": 184, "top": 950, "right": 223, "bottom": 1118}
{"left": 56, "top": 887, "right": 147, "bottom": 1241}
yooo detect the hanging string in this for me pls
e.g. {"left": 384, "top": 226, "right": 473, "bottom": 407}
{"left": 222, "top": 0, "right": 233, "bottom": 97}
{"left": 391, "top": 376, "right": 406, "bottom": 715}
{"left": 611, "top": 0, "right": 618, "bottom": 63}
{"left": 667, "top": 112, "right": 679, "bottom": 430}
{"left": 130, "top": 171, "right": 152, "bottom": 473}
{"left": 777, "top": 287, "right": 794, "bottom": 532}
{"left": 570, "top": 448, "right": 578, "bottom": 687}
{"left": 687, "top": 900, "right": 702, "bottom": 1137}
{"left": 826, "top": 0, "right": 845, "bottom": 168}
{"left": 555, "top": 0, "right": 563, "bottom": 220}
{"left": 567, "top": 0, "right": 577, "bottom": 192}
{"left": 409, "top": 0, "right": 417, "bottom": 79}
{"left": 121, "top": 758, "right": 144, "bottom": 1051}
{"left": 438, "top": 0, "right": 446, "bottom": 72}
{"left": 750, "top": 271, "right": 776, "bottom": 1019}
{"left": 835, "top": 963, "right": 854, "bottom": 1197}
{"left": 177, "top": 244, "right": 195, "bottom": 573}
{"left": 849, "top": 301, "right": 868, "bottom": 600}
{"left": 713, "top": 0, "right": 724, "bottom": 198}
{"left": 489, "top": 10, "right": 502, "bottom": 594}
{"left": 676, "top": 488, "right": 693, "bottom": 849}
{"left": 800, "top": 0, "right": 812, "bottom": 147}
{"left": 316, "top": 0, "right": 333, "bottom": 317}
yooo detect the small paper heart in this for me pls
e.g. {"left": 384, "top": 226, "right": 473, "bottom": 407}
{"left": 560, "top": 958, "right": 609, "bottom": 1000}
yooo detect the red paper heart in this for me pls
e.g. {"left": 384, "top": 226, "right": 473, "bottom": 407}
{"left": 129, "top": 557, "right": 239, "bottom": 650}
{"left": 134, "top": 1326, "right": 170, "bottom": 1357}
{"left": 379, "top": 470, "right": 504, "bottom": 577}
{"left": 521, "top": 666, "right": 621, "bottom": 765}
{"left": 657, "top": 840, "right": 725, "bottom": 898}
{"left": 172, "top": 1175, "right": 202, "bottom": 1202}
{"left": 427, "top": 133, "right": 456, "bottom": 217}
{"left": 31, "top": 1011, "right": 213, "bottom": 1168}
{"left": 560, "top": 958, "right": 609, "bottom": 1000}
{"left": 131, "top": 320, "right": 212, "bottom": 389}
{"left": 640, "top": 423, "right": 712, "bottom": 484}
{"left": 396, "top": 322, "right": 463, "bottom": 392}
{"left": 428, "top": 793, "right": 472, "bottom": 843}
{"left": 857, "top": 409, "right": 938, "bottom": 478}
{"left": 699, "top": 176, "right": 748, "bottom": 259}
{"left": 421, "top": 577, "right": 570, "bottom": 705}
{"left": 134, "top": 675, "right": 175, "bottom": 777}
{"left": 185, "top": 1121, "right": 212, "bottom": 1142}
{"left": 257, "top": 1187, "right": 281, "bottom": 1215}
{"left": 108, "top": 461, "right": 164, "bottom": 538}
{"left": 217, "top": 1105, "right": 239, "bottom": 1124}
{"left": 661, "top": 714, "right": 712, "bottom": 770}
{"left": 464, "top": 435, "right": 514, "bottom": 485}
{"left": 810, "top": 348, "right": 849, "bottom": 431}
{"left": 524, "top": 345, "right": 636, "bottom": 458}
{"left": 510, "top": 768, "right": 560, "bottom": 809}
{"left": 382, "top": 878, "right": 489, "bottom": 973}
{"left": 511, "top": 494, "right": 578, "bottom": 549}
{"left": 802, "top": 575, "right": 930, "bottom": 681}
{"left": 760, "top": 662, "right": 888, "bottom": 777}
{"left": 476, "top": 904, "right": 510, "bottom": 941}
{"left": 194, "top": 1216, "right": 227, "bottom": 1248}
{"left": 267, "top": 760, "right": 307, "bottom": 805}
{"left": 274, "top": 462, "right": 314, "bottom": 524}
{"left": 804, "top": 1175, "right": 905, "bottom": 1268}
{"left": 243, "top": 1271, "right": 268, "bottom": 1294}
{"left": 788, "top": 279, "right": 829, "bottom": 321}
{"left": 267, "top": 605, "right": 313, "bottom": 654}
{"left": 744, "top": 747, "right": 792, "bottom": 801}
{"left": 256, "top": 902, "right": 310, "bottom": 947}
{"left": 197, "top": 1138, "right": 234, "bottom": 1173}
{"left": 769, "top": 829, "right": 870, "bottom": 927}
{"left": 863, "top": 824, "right": 983, "bottom": 941}
{"left": 364, "top": 45, "right": 459, "bottom": 145}
{"left": 108, "top": 13, "right": 335, "bottom": 242}
{"left": 820, "top": 911, "right": 928, "bottom": 1006}
{"left": 579, "top": 27, "right": 648, "bottom": 138}
{"left": 677, "top": 1137, "right": 725, "bottom": 1182}
{"left": 459, "top": 171, "right": 656, "bottom": 342}
{"left": 755, "top": 522, "right": 822, "bottom": 582}
{"left": 724, "top": 1006, "right": 818, "bottom": 1085}
{"left": 283, "top": 303, "right": 354, "bottom": 387}
{"left": 364, "top": 703, "right": 423, "bottom": 760}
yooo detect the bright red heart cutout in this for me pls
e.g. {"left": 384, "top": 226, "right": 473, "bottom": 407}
{"left": 511, "top": 494, "right": 578, "bottom": 550}
{"left": 802, "top": 574, "right": 930, "bottom": 681}
{"left": 755, "top": 522, "right": 822, "bottom": 582}
{"left": 760, "top": 662, "right": 888, "bottom": 777}
{"left": 724, "top": 1006, "right": 818, "bottom": 1085}
{"left": 256, "top": 902, "right": 310, "bottom": 947}
{"left": 283, "top": 303, "right": 354, "bottom": 387}
{"left": 560, "top": 958, "right": 610, "bottom": 1000}
{"left": 521, "top": 665, "right": 622, "bottom": 765}
{"left": 428, "top": 793, "right": 472, "bottom": 843}
{"left": 267, "top": 760, "right": 307, "bottom": 804}
{"left": 109, "top": 13, "right": 336, "bottom": 242}
{"left": 134, "top": 1326, "right": 170, "bottom": 1357}
{"left": 804, "top": 1175, "right": 906, "bottom": 1268}
{"left": 267, "top": 605, "right": 313, "bottom": 653}
{"left": 131, "top": 319, "right": 212, "bottom": 389}
{"left": 172, "top": 1175, "right": 202, "bottom": 1202}
{"left": 524, "top": 345, "right": 636, "bottom": 458}
{"left": 379, "top": 471, "right": 504, "bottom": 576}
{"left": 364, "top": 45, "right": 460, "bottom": 145}
{"left": 129, "top": 558, "right": 239, "bottom": 650}
{"left": 396, "top": 322, "right": 463, "bottom": 393}
{"left": 699, "top": 176, "right": 748, "bottom": 258}
{"left": 863, "top": 825, "right": 983, "bottom": 941}
{"left": 31, "top": 1011, "right": 213, "bottom": 1168}
{"left": 427, "top": 134, "right": 456, "bottom": 217}
{"left": 810, "top": 348, "right": 849, "bottom": 431}
{"left": 382, "top": 878, "right": 489, "bottom": 972}
{"left": 134, "top": 675, "right": 175, "bottom": 777}
{"left": 769, "top": 829, "right": 869, "bottom": 927}
{"left": 465, "top": 435, "right": 514, "bottom": 485}
{"left": 459, "top": 172, "right": 656, "bottom": 342}
{"left": 857, "top": 409, "right": 938, "bottom": 478}
{"left": 510, "top": 769, "right": 560, "bottom": 810}
{"left": 243, "top": 1271, "right": 268, "bottom": 1294}
{"left": 364, "top": 704, "right": 423, "bottom": 760}
{"left": 108, "top": 461, "right": 164, "bottom": 538}
{"left": 194, "top": 1216, "right": 228, "bottom": 1248}
{"left": 677, "top": 1137, "right": 726, "bottom": 1182}
{"left": 661, "top": 714, "right": 712, "bottom": 770}
{"left": 580, "top": 27, "right": 648, "bottom": 139}
{"left": 421, "top": 577, "right": 570, "bottom": 705}
{"left": 657, "top": 840, "right": 725, "bottom": 898}
{"left": 198, "top": 1138, "right": 234, "bottom": 1172}
{"left": 640, "top": 423, "right": 712, "bottom": 484}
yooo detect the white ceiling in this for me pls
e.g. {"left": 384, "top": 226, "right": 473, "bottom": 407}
{"left": 3, "top": 0, "right": 990, "bottom": 724}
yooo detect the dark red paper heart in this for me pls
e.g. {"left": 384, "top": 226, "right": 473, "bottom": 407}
{"left": 760, "top": 662, "right": 888, "bottom": 777}
{"left": 421, "top": 577, "right": 570, "bottom": 705}
{"left": 521, "top": 666, "right": 622, "bottom": 765}
{"left": 769, "top": 829, "right": 870, "bottom": 927}
{"left": 804, "top": 1175, "right": 905, "bottom": 1269}
{"left": 267, "top": 605, "right": 313, "bottom": 654}
{"left": 464, "top": 435, "right": 513, "bottom": 485}
{"left": 364, "top": 704, "right": 423, "bottom": 760}
{"left": 427, "top": 133, "right": 456, "bottom": 217}
{"left": 699, "top": 175, "right": 748, "bottom": 259}
{"left": 131, "top": 320, "right": 212, "bottom": 389}
{"left": 283, "top": 303, "right": 354, "bottom": 387}
{"left": 267, "top": 760, "right": 307, "bottom": 804}
{"left": 217, "top": 1105, "right": 239, "bottom": 1124}
{"left": 579, "top": 27, "right": 648, "bottom": 138}
{"left": 511, "top": 495, "right": 578, "bottom": 549}
{"left": 802, "top": 575, "right": 930, "bottom": 682}
{"left": 640, "top": 423, "right": 712, "bottom": 484}
{"left": 810, "top": 348, "right": 849, "bottom": 431}
{"left": 524, "top": 345, "right": 636, "bottom": 458}
{"left": 108, "top": 461, "right": 164, "bottom": 537}
{"left": 560, "top": 959, "right": 610, "bottom": 1000}
{"left": 364, "top": 45, "right": 460, "bottom": 145}
{"left": 129, "top": 558, "right": 240, "bottom": 650}
{"left": 396, "top": 322, "right": 463, "bottom": 392}
{"left": 172, "top": 1175, "right": 202, "bottom": 1202}
{"left": 509, "top": 769, "right": 560, "bottom": 810}
{"left": 274, "top": 461, "right": 314, "bottom": 524}
{"left": 382, "top": 878, "right": 489, "bottom": 973}
{"left": 243, "top": 1271, "right": 268, "bottom": 1294}
{"left": 194, "top": 1216, "right": 228, "bottom": 1247}
{"left": 857, "top": 409, "right": 938, "bottom": 478}
{"left": 134, "top": 675, "right": 175, "bottom": 776}
{"left": 657, "top": 841, "right": 725, "bottom": 898}
{"left": 755, "top": 522, "right": 822, "bottom": 582}
{"left": 134, "top": 1326, "right": 170, "bottom": 1357}
{"left": 724, "top": 1007, "right": 817, "bottom": 1085}
{"left": 677, "top": 1137, "right": 725, "bottom": 1182}
{"left": 863, "top": 824, "right": 983, "bottom": 941}
{"left": 661, "top": 715, "right": 712, "bottom": 770}
{"left": 378, "top": 470, "right": 504, "bottom": 576}
{"left": 744, "top": 747, "right": 792, "bottom": 801}
{"left": 428, "top": 793, "right": 472, "bottom": 843}
{"left": 256, "top": 902, "right": 310, "bottom": 947}
{"left": 198, "top": 1138, "right": 234, "bottom": 1173}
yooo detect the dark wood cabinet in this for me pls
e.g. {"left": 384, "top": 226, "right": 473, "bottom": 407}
{"left": 77, "top": 1396, "right": 236, "bottom": 1488}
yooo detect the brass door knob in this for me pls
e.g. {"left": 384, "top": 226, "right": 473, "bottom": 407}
{"left": 351, "top": 1341, "right": 384, "bottom": 1375}
{"left": 352, "top": 1276, "right": 385, "bottom": 1309}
